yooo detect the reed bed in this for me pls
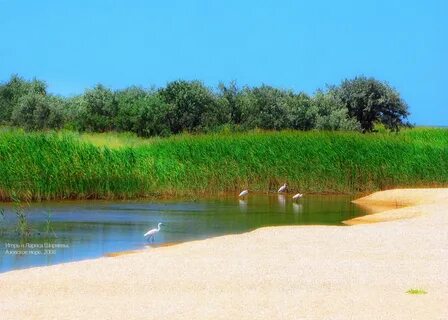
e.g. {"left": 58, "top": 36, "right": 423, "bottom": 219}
{"left": 0, "top": 128, "right": 447, "bottom": 201}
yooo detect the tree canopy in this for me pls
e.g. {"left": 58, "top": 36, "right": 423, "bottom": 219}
{"left": 332, "top": 76, "right": 410, "bottom": 132}
{"left": 0, "top": 75, "right": 411, "bottom": 136}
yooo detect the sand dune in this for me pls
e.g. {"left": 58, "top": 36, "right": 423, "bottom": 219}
{"left": 1, "top": 189, "right": 447, "bottom": 319}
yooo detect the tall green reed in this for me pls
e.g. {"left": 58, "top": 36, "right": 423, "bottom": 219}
{"left": 0, "top": 128, "right": 447, "bottom": 201}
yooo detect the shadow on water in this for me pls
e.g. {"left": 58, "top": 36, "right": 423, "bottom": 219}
{"left": 0, "top": 194, "right": 371, "bottom": 273}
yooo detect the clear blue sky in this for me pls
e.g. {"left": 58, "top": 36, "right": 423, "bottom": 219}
{"left": 0, "top": 0, "right": 446, "bottom": 125}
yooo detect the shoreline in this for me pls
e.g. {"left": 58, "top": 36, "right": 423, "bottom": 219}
{"left": 0, "top": 190, "right": 361, "bottom": 203}
{"left": 0, "top": 185, "right": 447, "bottom": 203}
{"left": 0, "top": 188, "right": 447, "bottom": 319}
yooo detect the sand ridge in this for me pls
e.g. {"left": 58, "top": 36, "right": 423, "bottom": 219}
{"left": 1, "top": 188, "right": 447, "bottom": 319}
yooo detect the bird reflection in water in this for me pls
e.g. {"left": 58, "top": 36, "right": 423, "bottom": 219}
{"left": 239, "top": 199, "right": 248, "bottom": 213}
{"left": 277, "top": 194, "right": 286, "bottom": 212}
{"left": 293, "top": 203, "right": 303, "bottom": 214}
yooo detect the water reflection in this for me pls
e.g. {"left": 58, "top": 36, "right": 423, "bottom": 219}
{"left": 238, "top": 199, "right": 248, "bottom": 213}
{"left": 293, "top": 203, "right": 303, "bottom": 214}
{"left": 277, "top": 195, "right": 286, "bottom": 211}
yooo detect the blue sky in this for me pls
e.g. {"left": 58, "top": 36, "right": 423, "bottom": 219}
{"left": 0, "top": 0, "right": 446, "bottom": 125}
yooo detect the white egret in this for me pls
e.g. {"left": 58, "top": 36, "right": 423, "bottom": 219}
{"left": 278, "top": 183, "right": 287, "bottom": 193}
{"left": 144, "top": 222, "right": 164, "bottom": 242}
{"left": 292, "top": 193, "right": 303, "bottom": 201}
{"left": 239, "top": 189, "right": 249, "bottom": 197}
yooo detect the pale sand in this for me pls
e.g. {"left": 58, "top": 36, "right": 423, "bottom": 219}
{"left": 1, "top": 188, "right": 447, "bottom": 319}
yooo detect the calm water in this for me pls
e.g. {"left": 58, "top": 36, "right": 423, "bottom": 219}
{"left": 0, "top": 194, "right": 369, "bottom": 273}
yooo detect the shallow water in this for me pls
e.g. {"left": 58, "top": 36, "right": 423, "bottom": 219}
{"left": 0, "top": 194, "right": 369, "bottom": 273}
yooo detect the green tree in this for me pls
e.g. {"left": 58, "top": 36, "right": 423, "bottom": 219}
{"left": 286, "top": 92, "right": 317, "bottom": 130}
{"left": 159, "top": 80, "right": 228, "bottom": 133}
{"left": 10, "top": 93, "right": 41, "bottom": 129}
{"left": 312, "top": 91, "right": 360, "bottom": 131}
{"left": 0, "top": 75, "right": 47, "bottom": 124}
{"left": 239, "top": 85, "right": 290, "bottom": 130}
{"left": 218, "top": 81, "right": 242, "bottom": 125}
{"left": 42, "top": 96, "right": 65, "bottom": 129}
{"left": 64, "top": 95, "right": 85, "bottom": 130}
{"left": 134, "top": 94, "right": 173, "bottom": 137}
{"left": 79, "top": 84, "right": 118, "bottom": 132}
{"left": 0, "top": 74, "right": 412, "bottom": 135}
{"left": 115, "top": 86, "right": 150, "bottom": 132}
{"left": 333, "top": 76, "right": 409, "bottom": 132}
{"left": 11, "top": 93, "right": 63, "bottom": 130}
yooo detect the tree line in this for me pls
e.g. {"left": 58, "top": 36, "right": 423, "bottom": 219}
{"left": 0, "top": 75, "right": 410, "bottom": 136}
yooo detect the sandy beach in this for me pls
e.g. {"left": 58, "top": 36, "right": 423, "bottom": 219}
{"left": 1, "top": 188, "right": 447, "bottom": 319}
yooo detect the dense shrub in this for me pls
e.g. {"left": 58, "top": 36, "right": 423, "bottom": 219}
{"left": 0, "top": 75, "right": 410, "bottom": 136}
{"left": 286, "top": 93, "right": 317, "bottom": 130}
{"left": 115, "top": 86, "right": 149, "bottom": 132}
{"left": 218, "top": 81, "right": 242, "bottom": 125}
{"left": 239, "top": 85, "right": 290, "bottom": 130}
{"left": 312, "top": 91, "right": 360, "bottom": 131}
{"left": 78, "top": 84, "right": 118, "bottom": 132}
{"left": 159, "top": 80, "right": 229, "bottom": 133}
{"left": 134, "top": 94, "right": 173, "bottom": 137}
{"left": 332, "top": 76, "right": 410, "bottom": 132}
{"left": 0, "top": 75, "right": 47, "bottom": 124}
{"left": 10, "top": 93, "right": 64, "bottom": 130}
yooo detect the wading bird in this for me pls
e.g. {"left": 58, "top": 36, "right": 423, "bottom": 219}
{"left": 278, "top": 183, "right": 287, "bottom": 193}
{"left": 144, "top": 222, "right": 164, "bottom": 242}
{"left": 292, "top": 193, "right": 303, "bottom": 201}
{"left": 239, "top": 189, "right": 249, "bottom": 197}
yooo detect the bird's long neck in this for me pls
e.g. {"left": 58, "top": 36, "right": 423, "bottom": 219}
{"left": 157, "top": 224, "right": 161, "bottom": 231}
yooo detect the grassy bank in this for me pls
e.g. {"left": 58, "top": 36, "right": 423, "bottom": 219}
{"left": 0, "top": 128, "right": 447, "bottom": 201}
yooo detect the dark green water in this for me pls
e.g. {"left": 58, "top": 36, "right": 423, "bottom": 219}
{"left": 0, "top": 194, "right": 369, "bottom": 273}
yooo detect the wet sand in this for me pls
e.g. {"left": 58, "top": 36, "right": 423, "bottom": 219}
{"left": 1, "top": 188, "right": 447, "bottom": 319}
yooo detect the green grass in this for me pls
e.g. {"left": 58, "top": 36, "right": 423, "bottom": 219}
{"left": 79, "top": 131, "right": 153, "bottom": 149}
{"left": 406, "top": 289, "right": 427, "bottom": 295}
{"left": 0, "top": 128, "right": 447, "bottom": 201}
